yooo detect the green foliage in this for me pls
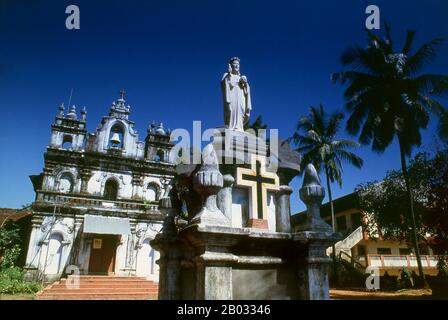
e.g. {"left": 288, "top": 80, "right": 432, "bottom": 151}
{"left": 1, "top": 245, "right": 21, "bottom": 270}
{"left": 0, "top": 222, "right": 21, "bottom": 253}
{"left": 0, "top": 218, "right": 41, "bottom": 295}
{"left": 0, "top": 221, "right": 21, "bottom": 268}
{"left": 0, "top": 267, "right": 42, "bottom": 295}
{"left": 357, "top": 148, "right": 448, "bottom": 251}
{"left": 399, "top": 267, "right": 413, "bottom": 289}
{"left": 437, "top": 256, "right": 448, "bottom": 278}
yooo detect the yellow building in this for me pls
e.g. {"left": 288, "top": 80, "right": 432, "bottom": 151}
{"left": 292, "top": 192, "right": 440, "bottom": 277}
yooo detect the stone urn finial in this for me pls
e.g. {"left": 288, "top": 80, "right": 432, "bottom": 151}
{"left": 297, "top": 164, "right": 332, "bottom": 232}
{"left": 191, "top": 144, "right": 229, "bottom": 226}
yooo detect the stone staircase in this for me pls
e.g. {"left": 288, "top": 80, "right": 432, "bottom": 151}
{"left": 36, "top": 276, "right": 158, "bottom": 300}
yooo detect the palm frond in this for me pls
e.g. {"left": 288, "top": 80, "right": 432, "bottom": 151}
{"left": 413, "top": 74, "right": 448, "bottom": 96}
{"left": 332, "top": 139, "right": 361, "bottom": 149}
{"left": 401, "top": 30, "right": 416, "bottom": 54}
{"left": 406, "top": 38, "right": 444, "bottom": 75}
{"left": 335, "top": 149, "right": 364, "bottom": 168}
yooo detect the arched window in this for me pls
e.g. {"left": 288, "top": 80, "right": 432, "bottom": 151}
{"left": 145, "top": 184, "right": 159, "bottom": 202}
{"left": 154, "top": 149, "right": 164, "bottom": 162}
{"left": 57, "top": 173, "right": 74, "bottom": 193}
{"left": 109, "top": 124, "right": 124, "bottom": 149}
{"left": 62, "top": 135, "right": 73, "bottom": 149}
{"left": 104, "top": 179, "right": 118, "bottom": 201}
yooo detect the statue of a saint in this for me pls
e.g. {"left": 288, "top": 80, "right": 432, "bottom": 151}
{"left": 221, "top": 57, "right": 252, "bottom": 131}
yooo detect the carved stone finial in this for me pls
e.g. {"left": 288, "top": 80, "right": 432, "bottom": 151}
{"left": 191, "top": 144, "right": 228, "bottom": 226}
{"left": 297, "top": 164, "right": 332, "bottom": 232}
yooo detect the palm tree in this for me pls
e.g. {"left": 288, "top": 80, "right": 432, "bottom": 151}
{"left": 332, "top": 23, "right": 448, "bottom": 285}
{"left": 289, "top": 104, "right": 364, "bottom": 281}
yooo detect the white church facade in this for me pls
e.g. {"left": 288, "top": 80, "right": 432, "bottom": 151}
{"left": 24, "top": 91, "right": 176, "bottom": 282}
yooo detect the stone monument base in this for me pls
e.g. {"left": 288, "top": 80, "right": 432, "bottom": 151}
{"left": 152, "top": 224, "right": 340, "bottom": 300}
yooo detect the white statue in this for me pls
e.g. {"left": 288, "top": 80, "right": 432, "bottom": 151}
{"left": 221, "top": 57, "right": 252, "bottom": 131}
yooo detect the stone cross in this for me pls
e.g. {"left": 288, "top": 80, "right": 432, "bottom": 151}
{"left": 236, "top": 154, "right": 279, "bottom": 229}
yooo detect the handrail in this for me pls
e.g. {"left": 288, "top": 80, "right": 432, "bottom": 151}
{"left": 339, "top": 251, "right": 365, "bottom": 270}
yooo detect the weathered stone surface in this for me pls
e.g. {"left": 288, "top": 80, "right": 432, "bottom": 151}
{"left": 275, "top": 185, "right": 293, "bottom": 232}
{"left": 294, "top": 231, "right": 341, "bottom": 300}
{"left": 297, "top": 164, "right": 333, "bottom": 232}
{"left": 191, "top": 144, "right": 229, "bottom": 227}
{"left": 217, "top": 174, "right": 234, "bottom": 223}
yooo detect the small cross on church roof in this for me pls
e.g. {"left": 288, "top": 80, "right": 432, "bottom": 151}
{"left": 119, "top": 89, "right": 126, "bottom": 100}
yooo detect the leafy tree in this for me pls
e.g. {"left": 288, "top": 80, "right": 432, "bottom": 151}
{"left": 332, "top": 23, "right": 448, "bottom": 284}
{"left": 421, "top": 149, "right": 448, "bottom": 254}
{"left": 0, "top": 221, "right": 21, "bottom": 269}
{"left": 357, "top": 148, "right": 448, "bottom": 254}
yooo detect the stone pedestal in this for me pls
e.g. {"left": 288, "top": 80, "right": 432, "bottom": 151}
{"left": 295, "top": 231, "right": 339, "bottom": 300}
{"left": 153, "top": 220, "right": 340, "bottom": 300}
{"left": 184, "top": 226, "right": 235, "bottom": 300}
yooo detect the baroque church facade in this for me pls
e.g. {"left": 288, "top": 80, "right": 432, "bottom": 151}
{"left": 24, "top": 91, "right": 176, "bottom": 281}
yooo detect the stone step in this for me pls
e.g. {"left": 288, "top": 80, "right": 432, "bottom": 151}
{"left": 37, "top": 293, "right": 158, "bottom": 300}
{"left": 37, "top": 276, "right": 159, "bottom": 300}
{"left": 41, "top": 288, "right": 158, "bottom": 294}
{"left": 61, "top": 276, "right": 150, "bottom": 282}
{"left": 50, "top": 283, "right": 158, "bottom": 289}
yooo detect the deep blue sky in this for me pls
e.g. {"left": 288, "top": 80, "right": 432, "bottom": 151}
{"left": 1, "top": 0, "right": 447, "bottom": 214}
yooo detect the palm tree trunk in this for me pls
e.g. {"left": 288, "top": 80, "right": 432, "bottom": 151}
{"left": 325, "top": 167, "right": 338, "bottom": 285}
{"left": 398, "top": 141, "right": 428, "bottom": 287}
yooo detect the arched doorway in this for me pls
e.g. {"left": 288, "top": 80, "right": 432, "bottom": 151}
{"left": 45, "top": 233, "right": 63, "bottom": 275}
{"left": 136, "top": 238, "right": 158, "bottom": 280}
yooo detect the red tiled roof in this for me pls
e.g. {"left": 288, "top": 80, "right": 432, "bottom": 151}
{"left": 0, "top": 208, "right": 32, "bottom": 225}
